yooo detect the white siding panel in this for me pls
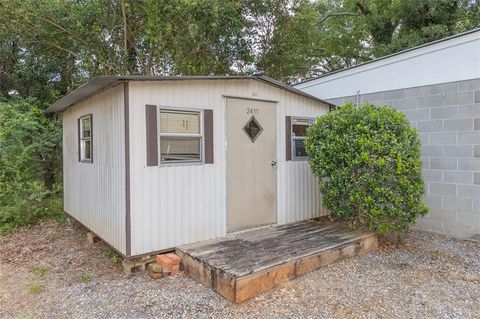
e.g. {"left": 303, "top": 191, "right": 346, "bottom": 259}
{"left": 277, "top": 90, "right": 329, "bottom": 224}
{"left": 63, "top": 84, "right": 126, "bottom": 254}
{"left": 128, "top": 80, "right": 329, "bottom": 255}
{"left": 128, "top": 81, "right": 227, "bottom": 256}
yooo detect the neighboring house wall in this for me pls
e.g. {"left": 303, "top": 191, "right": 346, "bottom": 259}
{"left": 63, "top": 84, "right": 127, "bottom": 254}
{"left": 295, "top": 29, "right": 480, "bottom": 99}
{"left": 128, "top": 79, "right": 329, "bottom": 256}
{"left": 326, "top": 79, "right": 480, "bottom": 239}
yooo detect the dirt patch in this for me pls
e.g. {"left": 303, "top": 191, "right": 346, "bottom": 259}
{"left": 1, "top": 221, "right": 479, "bottom": 318}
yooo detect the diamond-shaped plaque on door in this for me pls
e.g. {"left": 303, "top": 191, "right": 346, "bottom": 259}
{"left": 242, "top": 115, "right": 263, "bottom": 143}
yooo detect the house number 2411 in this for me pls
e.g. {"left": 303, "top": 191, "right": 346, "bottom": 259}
{"left": 246, "top": 107, "right": 259, "bottom": 115}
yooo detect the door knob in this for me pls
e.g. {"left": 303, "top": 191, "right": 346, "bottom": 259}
{"left": 271, "top": 160, "right": 277, "bottom": 167}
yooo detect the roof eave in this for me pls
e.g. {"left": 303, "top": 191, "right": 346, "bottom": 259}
{"left": 46, "top": 75, "right": 333, "bottom": 113}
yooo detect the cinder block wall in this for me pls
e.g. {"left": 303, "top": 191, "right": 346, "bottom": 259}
{"left": 328, "top": 79, "right": 480, "bottom": 240}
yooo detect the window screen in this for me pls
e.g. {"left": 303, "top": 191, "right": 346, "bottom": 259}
{"left": 79, "top": 114, "right": 92, "bottom": 162}
{"left": 291, "top": 117, "right": 314, "bottom": 160}
{"left": 159, "top": 109, "right": 203, "bottom": 163}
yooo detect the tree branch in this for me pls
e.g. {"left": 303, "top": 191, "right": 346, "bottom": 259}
{"left": 317, "top": 12, "right": 359, "bottom": 25}
{"left": 355, "top": 0, "right": 371, "bottom": 16}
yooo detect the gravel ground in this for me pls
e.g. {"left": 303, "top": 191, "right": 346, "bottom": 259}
{"left": 0, "top": 221, "right": 479, "bottom": 319}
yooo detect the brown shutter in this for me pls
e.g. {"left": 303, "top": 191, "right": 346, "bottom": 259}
{"left": 286, "top": 116, "right": 292, "bottom": 161}
{"left": 145, "top": 104, "right": 158, "bottom": 166}
{"left": 204, "top": 109, "right": 214, "bottom": 164}
{"left": 77, "top": 118, "right": 81, "bottom": 162}
{"left": 90, "top": 114, "right": 93, "bottom": 163}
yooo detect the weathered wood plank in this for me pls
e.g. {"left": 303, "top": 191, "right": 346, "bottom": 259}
{"left": 178, "top": 219, "right": 378, "bottom": 303}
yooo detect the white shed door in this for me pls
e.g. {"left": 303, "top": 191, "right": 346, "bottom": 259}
{"left": 226, "top": 97, "right": 277, "bottom": 232}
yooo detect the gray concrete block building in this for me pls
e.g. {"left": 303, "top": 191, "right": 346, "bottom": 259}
{"left": 295, "top": 29, "right": 480, "bottom": 240}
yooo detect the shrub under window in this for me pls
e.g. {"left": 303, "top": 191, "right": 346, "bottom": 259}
{"left": 305, "top": 103, "right": 428, "bottom": 234}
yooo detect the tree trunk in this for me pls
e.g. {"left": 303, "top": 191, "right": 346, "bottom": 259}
{"left": 120, "top": 0, "right": 136, "bottom": 74}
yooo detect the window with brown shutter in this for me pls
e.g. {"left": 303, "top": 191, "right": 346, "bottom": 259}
{"left": 159, "top": 109, "right": 202, "bottom": 163}
{"left": 286, "top": 116, "right": 314, "bottom": 161}
{"left": 146, "top": 106, "right": 214, "bottom": 166}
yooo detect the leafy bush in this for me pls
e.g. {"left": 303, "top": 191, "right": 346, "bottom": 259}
{"left": 305, "top": 103, "right": 428, "bottom": 234}
{"left": 0, "top": 98, "right": 64, "bottom": 234}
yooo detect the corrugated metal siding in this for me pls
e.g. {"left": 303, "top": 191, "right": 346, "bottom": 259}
{"left": 128, "top": 81, "right": 227, "bottom": 256}
{"left": 63, "top": 84, "right": 126, "bottom": 254}
{"left": 128, "top": 80, "right": 329, "bottom": 255}
{"left": 221, "top": 80, "right": 329, "bottom": 224}
{"left": 278, "top": 97, "right": 328, "bottom": 224}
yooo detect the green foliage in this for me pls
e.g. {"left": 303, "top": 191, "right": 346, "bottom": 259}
{"left": 80, "top": 274, "right": 91, "bottom": 283}
{"left": 104, "top": 249, "right": 120, "bottom": 263}
{"left": 254, "top": 0, "right": 370, "bottom": 83}
{"left": 0, "top": 99, "right": 63, "bottom": 235}
{"left": 32, "top": 266, "right": 49, "bottom": 277}
{"left": 430, "top": 250, "right": 441, "bottom": 260}
{"left": 305, "top": 104, "right": 428, "bottom": 234}
{"left": 348, "top": 0, "right": 476, "bottom": 57}
{"left": 27, "top": 283, "right": 44, "bottom": 294}
{"left": 1, "top": 0, "right": 479, "bottom": 86}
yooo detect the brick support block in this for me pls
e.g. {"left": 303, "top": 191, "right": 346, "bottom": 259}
{"left": 166, "top": 253, "right": 181, "bottom": 265}
{"left": 156, "top": 254, "right": 173, "bottom": 272}
{"left": 149, "top": 263, "right": 163, "bottom": 273}
{"left": 171, "top": 264, "right": 180, "bottom": 276}
{"left": 149, "top": 269, "right": 163, "bottom": 279}
{"left": 148, "top": 263, "right": 163, "bottom": 279}
{"left": 86, "top": 232, "right": 98, "bottom": 244}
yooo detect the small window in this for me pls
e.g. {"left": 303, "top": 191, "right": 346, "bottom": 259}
{"left": 159, "top": 109, "right": 203, "bottom": 163}
{"left": 79, "top": 114, "right": 93, "bottom": 163}
{"left": 291, "top": 117, "right": 314, "bottom": 160}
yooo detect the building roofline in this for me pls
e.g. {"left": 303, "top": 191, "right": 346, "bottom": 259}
{"left": 46, "top": 75, "right": 333, "bottom": 113}
{"left": 295, "top": 27, "right": 480, "bottom": 87}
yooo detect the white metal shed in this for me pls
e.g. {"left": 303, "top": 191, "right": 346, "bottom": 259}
{"left": 47, "top": 76, "right": 332, "bottom": 258}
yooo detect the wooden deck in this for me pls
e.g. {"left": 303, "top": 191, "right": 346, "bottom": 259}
{"left": 176, "top": 218, "right": 378, "bottom": 303}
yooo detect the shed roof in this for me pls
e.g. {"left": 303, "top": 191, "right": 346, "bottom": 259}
{"left": 46, "top": 75, "right": 332, "bottom": 113}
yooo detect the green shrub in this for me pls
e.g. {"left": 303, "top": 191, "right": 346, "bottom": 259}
{"left": 0, "top": 196, "right": 64, "bottom": 235}
{"left": 305, "top": 103, "right": 428, "bottom": 234}
{"left": 0, "top": 99, "right": 63, "bottom": 235}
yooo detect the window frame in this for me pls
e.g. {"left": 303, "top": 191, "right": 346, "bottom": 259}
{"left": 291, "top": 117, "right": 314, "bottom": 161}
{"left": 79, "top": 114, "right": 93, "bottom": 163}
{"left": 157, "top": 106, "right": 204, "bottom": 165}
